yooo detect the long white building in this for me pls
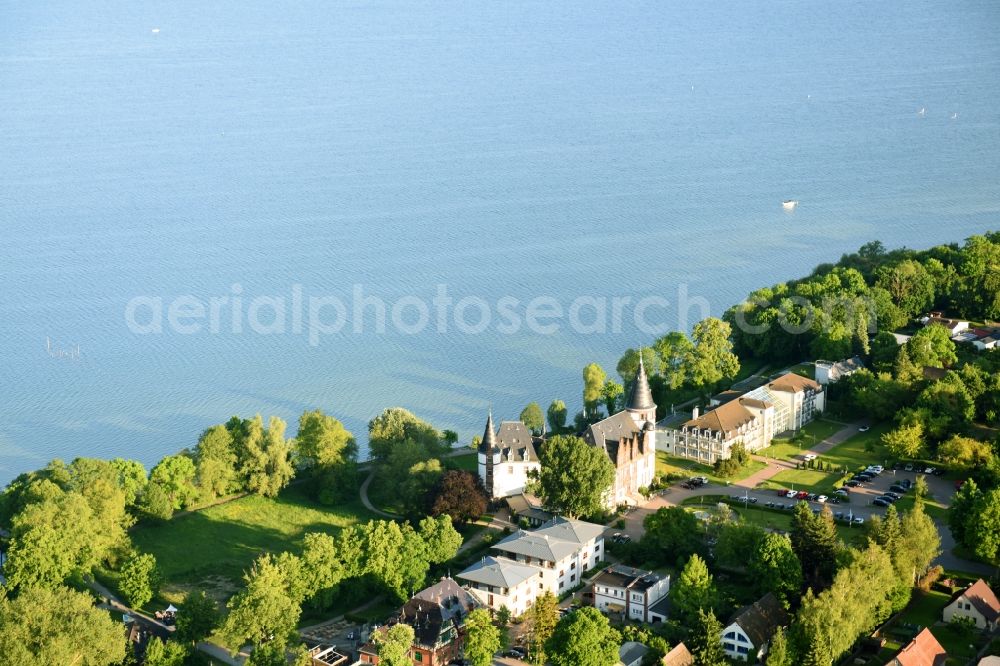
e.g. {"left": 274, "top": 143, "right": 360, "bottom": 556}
{"left": 457, "top": 516, "right": 605, "bottom": 617}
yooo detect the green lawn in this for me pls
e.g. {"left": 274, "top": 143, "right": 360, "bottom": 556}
{"left": 131, "top": 485, "right": 379, "bottom": 598}
{"left": 656, "top": 451, "right": 766, "bottom": 485}
{"left": 895, "top": 589, "right": 952, "bottom": 629}
{"left": 758, "top": 419, "right": 847, "bottom": 461}
{"left": 820, "top": 422, "right": 893, "bottom": 471}
{"left": 931, "top": 623, "right": 989, "bottom": 664}
{"left": 760, "top": 469, "right": 850, "bottom": 495}
{"left": 446, "top": 452, "right": 479, "bottom": 473}
{"left": 680, "top": 495, "right": 868, "bottom": 546}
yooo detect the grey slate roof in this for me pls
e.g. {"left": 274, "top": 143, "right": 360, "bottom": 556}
{"left": 532, "top": 515, "right": 606, "bottom": 546}
{"left": 457, "top": 556, "right": 539, "bottom": 589}
{"left": 626, "top": 356, "right": 656, "bottom": 411}
{"left": 591, "top": 564, "right": 665, "bottom": 592}
{"left": 494, "top": 530, "right": 579, "bottom": 562}
{"left": 618, "top": 641, "right": 650, "bottom": 666}
{"left": 477, "top": 417, "right": 540, "bottom": 462}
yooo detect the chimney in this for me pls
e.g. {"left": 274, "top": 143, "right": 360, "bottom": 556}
{"left": 692, "top": 406, "right": 700, "bottom": 420}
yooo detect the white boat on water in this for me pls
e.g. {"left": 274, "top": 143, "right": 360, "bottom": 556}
{"left": 782, "top": 200, "right": 798, "bottom": 210}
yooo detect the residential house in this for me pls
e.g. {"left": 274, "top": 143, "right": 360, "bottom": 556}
{"left": 884, "top": 628, "right": 947, "bottom": 666}
{"left": 506, "top": 493, "right": 552, "bottom": 528}
{"left": 662, "top": 372, "right": 823, "bottom": 464}
{"left": 591, "top": 564, "right": 670, "bottom": 623}
{"left": 660, "top": 643, "right": 694, "bottom": 666}
{"left": 457, "top": 516, "right": 605, "bottom": 615}
{"left": 924, "top": 316, "right": 970, "bottom": 337}
{"left": 720, "top": 593, "right": 789, "bottom": 662}
{"left": 358, "top": 578, "right": 480, "bottom": 666}
{"left": 815, "top": 356, "right": 864, "bottom": 385}
{"left": 942, "top": 579, "right": 1000, "bottom": 631}
{"left": 478, "top": 416, "right": 541, "bottom": 499}
{"left": 617, "top": 641, "right": 650, "bottom": 666}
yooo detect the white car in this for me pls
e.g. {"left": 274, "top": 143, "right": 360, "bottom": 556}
{"left": 858, "top": 425, "right": 870, "bottom": 432}
{"left": 803, "top": 453, "right": 817, "bottom": 462}
{"left": 816, "top": 495, "right": 828, "bottom": 503}
{"left": 785, "top": 490, "right": 797, "bottom": 499}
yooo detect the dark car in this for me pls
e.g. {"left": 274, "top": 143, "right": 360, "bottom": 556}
{"left": 806, "top": 493, "right": 818, "bottom": 501}
{"left": 877, "top": 495, "right": 897, "bottom": 503}
{"left": 889, "top": 484, "right": 908, "bottom": 494}
{"left": 884, "top": 491, "right": 902, "bottom": 500}
{"left": 873, "top": 498, "right": 890, "bottom": 507}
{"left": 932, "top": 468, "right": 946, "bottom": 476}
{"left": 503, "top": 648, "right": 527, "bottom": 658}
{"left": 846, "top": 480, "right": 861, "bottom": 488}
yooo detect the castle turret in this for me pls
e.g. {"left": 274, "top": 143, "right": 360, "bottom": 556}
{"left": 626, "top": 354, "right": 657, "bottom": 424}
{"left": 477, "top": 412, "right": 498, "bottom": 498}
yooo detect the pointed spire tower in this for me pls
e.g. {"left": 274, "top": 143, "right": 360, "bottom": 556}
{"left": 478, "top": 410, "right": 498, "bottom": 499}
{"left": 626, "top": 352, "right": 657, "bottom": 424}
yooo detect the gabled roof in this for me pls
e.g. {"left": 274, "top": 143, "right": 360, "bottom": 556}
{"left": 728, "top": 593, "right": 788, "bottom": 647}
{"left": 494, "top": 530, "right": 578, "bottom": 562}
{"left": 683, "top": 398, "right": 763, "bottom": 436}
{"left": 953, "top": 579, "right": 1000, "bottom": 622}
{"left": 532, "top": 515, "right": 606, "bottom": 545}
{"left": 660, "top": 643, "right": 694, "bottom": 666}
{"left": 888, "top": 628, "right": 947, "bottom": 666}
{"left": 457, "top": 556, "right": 539, "bottom": 589}
{"left": 619, "top": 641, "right": 650, "bottom": 666}
{"left": 767, "top": 372, "right": 821, "bottom": 393}
{"left": 585, "top": 411, "right": 643, "bottom": 449}
{"left": 399, "top": 578, "right": 479, "bottom": 649}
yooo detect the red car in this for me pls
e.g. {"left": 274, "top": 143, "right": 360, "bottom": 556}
{"left": 796, "top": 491, "right": 809, "bottom": 500}
{"left": 777, "top": 489, "right": 789, "bottom": 496}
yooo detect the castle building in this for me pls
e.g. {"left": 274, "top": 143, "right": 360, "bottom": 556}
{"left": 477, "top": 416, "right": 541, "bottom": 499}
{"left": 582, "top": 358, "right": 658, "bottom": 508}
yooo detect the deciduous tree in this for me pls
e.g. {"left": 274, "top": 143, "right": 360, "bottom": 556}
{"left": 532, "top": 435, "right": 614, "bottom": 518}
{"left": 0, "top": 586, "right": 125, "bottom": 665}
{"left": 582, "top": 363, "right": 607, "bottom": 417}
{"left": 545, "top": 607, "right": 621, "bottom": 666}
{"left": 749, "top": 532, "right": 803, "bottom": 608}
{"left": 519, "top": 402, "right": 545, "bottom": 434}
{"left": 373, "top": 624, "right": 415, "bottom": 666}
{"left": 672, "top": 554, "right": 716, "bottom": 622}
{"left": 464, "top": 609, "right": 502, "bottom": 666}
{"left": 119, "top": 552, "right": 162, "bottom": 609}
{"left": 688, "top": 608, "right": 727, "bottom": 666}
{"left": 685, "top": 318, "right": 740, "bottom": 395}
{"left": 546, "top": 400, "right": 567, "bottom": 433}
{"left": 527, "top": 591, "right": 559, "bottom": 666}
{"left": 430, "top": 470, "right": 487, "bottom": 525}
{"left": 175, "top": 590, "right": 220, "bottom": 645}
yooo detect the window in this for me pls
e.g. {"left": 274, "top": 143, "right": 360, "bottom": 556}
{"left": 571, "top": 562, "right": 576, "bottom": 570}
{"left": 725, "top": 632, "right": 736, "bottom": 640}
{"left": 595, "top": 544, "right": 600, "bottom": 552}
{"left": 570, "top": 574, "right": 575, "bottom": 582}
{"left": 736, "top": 646, "right": 749, "bottom": 654}
{"left": 559, "top": 582, "right": 565, "bottom": 589}
{"left": 737, "top": 634, "right": 748, "bottom": 643}
{"left": 414, "top": 653, "right": 423, "bottom": 662}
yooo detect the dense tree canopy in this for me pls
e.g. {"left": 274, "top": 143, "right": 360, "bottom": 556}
{"left": 532, "top": 435, "right": 615, "bottom": 518}
{"left": 545, "top": 607, "right": 621, "bottom": 666}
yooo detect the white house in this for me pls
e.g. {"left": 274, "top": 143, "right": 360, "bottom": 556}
{"left": 942, "top": 579, "right": 1000, "bottom": 631}
{"left": 814, "top": 356, "right": 864, "bottom": 385}
{"left": 591, "top": 564, "right": 670, "bottom": 623}
{"left": 457, "top": 516, "right": 605, "bottom": 616}
{"left": 721, "top": 593, "right": 788, "bottom": 662}
{"left": 478, "top": 416, "right": 541, "bottom": 499}
{"left": 662, "top": 372, "right": 824, "bottom": 464}
{"left": 456, "top": 556, "right": 543, "bottom": 617}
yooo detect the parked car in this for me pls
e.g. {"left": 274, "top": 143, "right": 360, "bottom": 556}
{"left": 889, "top": 484, "right": 908, "bottom": 494}
{"left": 877, "top": 495, "right": 898, "bottom": 503}
{"left": 806, "top": 493, "right": 818, "bottom": 501}
{"left": 932, "top": 468, "right": 946, "bottom": 476}
{"left": 834, "top": 488, "right": 850, "bottom": 496}
{"left": 859, "top": 425, "right": 870, "bottom": 432}
{"left": 777, "top": 488, "right": 789, "bottom": 496}
{"left": 884, "top": 491, "right": 902, "bottom": 500}
{"left": 853, "top": 516, "right": 865, "bottom": 525}
{"left": 872, "top": 498, "right": 890, "bottom": 507}
{"left": 502, "top": 648, "right": 527, "bottom": 658}
{"left": 803, "top": 453, "right": 817, "bottom": 462}
{"left": 796, "top": 491, "right": 809, "bottom": 500}
{"left": 845, "top": 480, "right": 861, "bottom": 488}
{"left": 764, "top": 501, "right": 775, "bottom": 508}
{"left": 901, "top": 479, "right": 913, "bottom": 488}
{"left": 816, "top": 495, "right": 828, "bottom": 503}
{"left": 834, "top": 511, "right": 845, "bottom": 520}
{"left": 829, "top": 497, "right": 842, "bottom": 504}
{"left": 904, "top": 463, "right": 914, "bottom": 471}
{"left": 924, "top": 467, "right": 936, "bottom": 474}
{"left": 785, "top": 490, "right": 798, "bottom": 499}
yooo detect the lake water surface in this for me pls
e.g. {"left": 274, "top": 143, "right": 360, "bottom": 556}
{"left": 2, "top": 1, "right": 999, "bottom": 482}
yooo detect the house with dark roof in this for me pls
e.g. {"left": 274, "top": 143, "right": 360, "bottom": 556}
{"left": 617, "top": 641, "right": 650, "bottom": 666}
{"left": 720, "top": 593, "right": 789, "bottom": 662}
{"left": 815, "top": 356, "right": 865, "bottom": 385}
{"left": 477, "top": 415, "right": 541, "bottom": 499}
{"left": 884, "top": 628, "right": 947, "bottom": 666}
{"left": 359, "top": 578, "right": 480, "bottom": 666}
{"left": 591, "top": 564, "right": 670, "bottom": 623}
{"left": 506, "top": 492, "right": 552, "bottom": 527}
{"left": 943, "top": 579, "right": 1000, "bottom": 630}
